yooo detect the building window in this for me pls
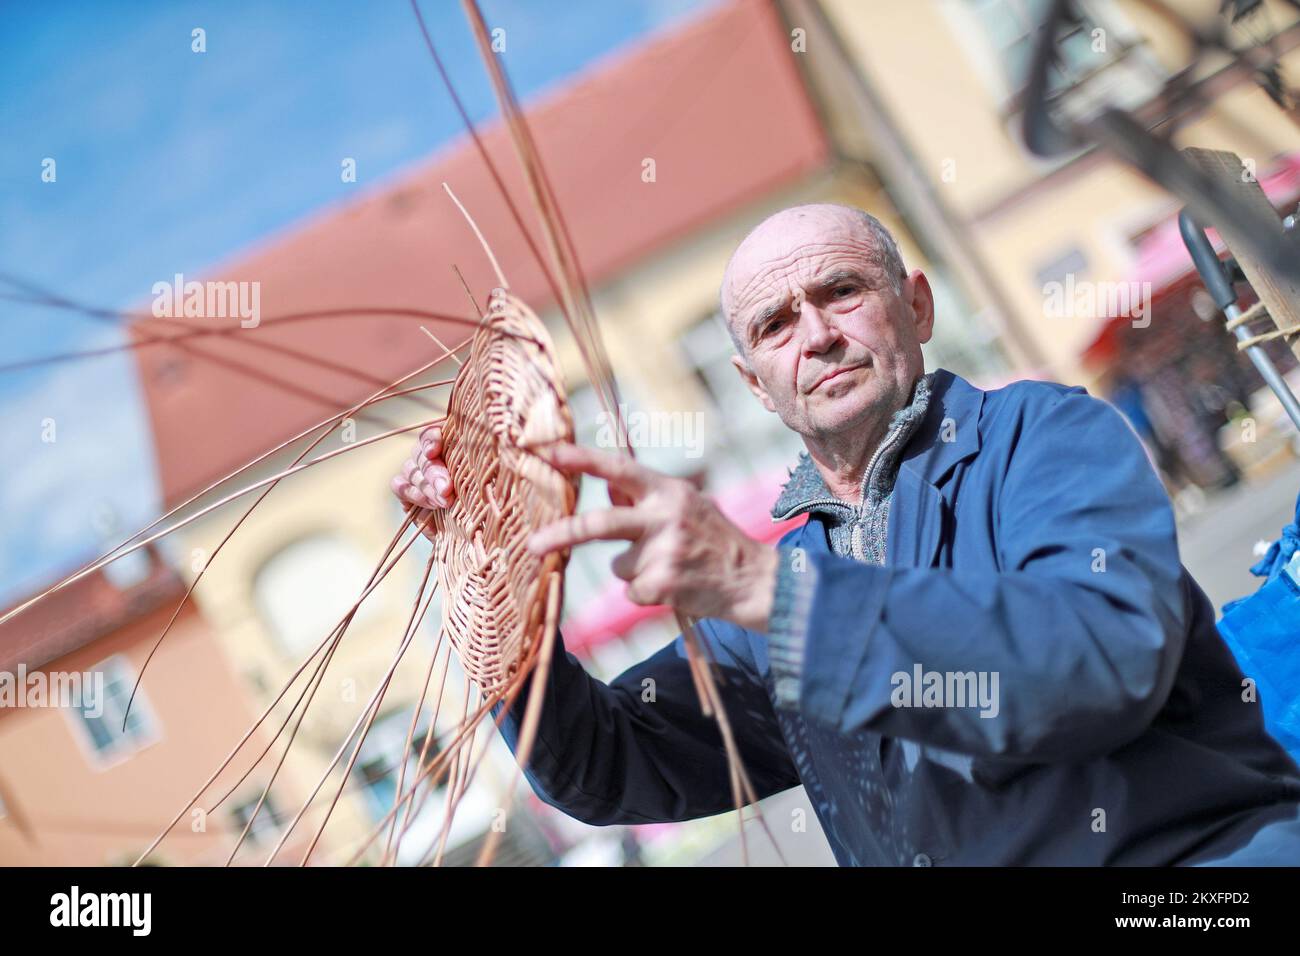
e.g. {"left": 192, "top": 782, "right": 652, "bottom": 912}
{"left": 948, "top": 0, "right": 1163, "bottom": 119}
{"left": 73, "top": 655, "right": 157, "bottom": 764}
{"left": 920, "top": 270, "right": 1011, "bottom": 382}
{"left": 230, "top": 794, "right": 284, "bottom": 848}
{"left": 1034, "top": 245, "right": 1090, "bottom": 289}
{"left": 974, "top": 0, "right": 1099, "bottom": 94}
{"left": 352, "top": 708, "right": 441, "bottom": 823}
{"left": 253, "top": 533, "right": 377, "bottom": 658}
{"left": 677, "top": 312, "right": 806, "bottom": 493}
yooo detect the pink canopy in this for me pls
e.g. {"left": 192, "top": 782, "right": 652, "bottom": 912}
{"left": 1131, "top": 152, "right": 1300, "bottom": 290}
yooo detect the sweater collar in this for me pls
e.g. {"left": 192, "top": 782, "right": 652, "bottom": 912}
{"left": 771, "top": 371, "right": 934, "bottom": 521}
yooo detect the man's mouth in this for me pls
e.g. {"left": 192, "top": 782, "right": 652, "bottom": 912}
{"left": 810, "top": 363, "right": 864, "bottom": 392}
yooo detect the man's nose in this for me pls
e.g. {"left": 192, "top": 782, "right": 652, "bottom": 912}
{"left": 799, "top": 301, "right": 841, "bottom": 355}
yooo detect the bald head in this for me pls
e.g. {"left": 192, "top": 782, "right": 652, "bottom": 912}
{"left": 720, "top": 204, "right": 906, "bottom": 355}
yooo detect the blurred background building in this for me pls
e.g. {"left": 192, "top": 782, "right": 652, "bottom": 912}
{"left": 0, "top": 544, "right": 317, "bottom": 865}
{"left": 3, "top": 0, "right": 1300, "bottom": 865}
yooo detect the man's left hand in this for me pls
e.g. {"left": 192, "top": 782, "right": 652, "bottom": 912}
{"left": 526, "top": 443, "right": 778, "bottom": 632}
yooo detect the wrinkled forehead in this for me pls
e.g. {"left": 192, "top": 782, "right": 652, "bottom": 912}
{"left": 725, "top": 213, "right": 878, "bottom": 315}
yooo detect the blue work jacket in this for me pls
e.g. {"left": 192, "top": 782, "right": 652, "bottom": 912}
{"left": 492, "top": 369, "right": 1300, "bottom": 865}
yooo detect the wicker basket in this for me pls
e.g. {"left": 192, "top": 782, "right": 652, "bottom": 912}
{"left": 430, "top": 288, "right": 579, "bottom": 694}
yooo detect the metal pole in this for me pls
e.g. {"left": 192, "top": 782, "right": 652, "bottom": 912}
{"left": 1179, "top": 209, "right": 1300, "bottom": 434}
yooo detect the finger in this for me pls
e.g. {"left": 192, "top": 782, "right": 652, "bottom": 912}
{"left": 412, "top": 507, "right": 439, "bottom": 539}
{"left": 427, "top": 478, "right": 455, "bottom": 509}
{"left": 420, "top": 425, "right": 443, "bottom": 459}
{"left": 405, "top": 484, "right": 433, "bottom": 510}
{"left": 610, "top": 540, "right": 646, "bottom": 581}
{"left": 404, "top": 457, "right": 425, "bottom": 487}
{"left": 527, "top": 507, "right": 648, "bottom": 555}
{"left": 393, "top": 476, "right": 434, "bottom": 509}
{"left": 625, "top": 574, "right": 667, "bottom": 608}
{"left": 402, "top": 505, "right": 438, "bottom": 541}
{"left": 421, "top": 460, "right": 452, "bottom": 500}
{"left": 536, "top": 443, "right": 654, "bottom": 499}
{"left": 406, "top": 464, "right": 452, "bottom": 509}
{"left": 607, "top": 483, "right": 634, "bottom": 508}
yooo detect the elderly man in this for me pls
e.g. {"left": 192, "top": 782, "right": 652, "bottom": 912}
{"left": 392, "top": 203, "right": 1300, "bottom": 866}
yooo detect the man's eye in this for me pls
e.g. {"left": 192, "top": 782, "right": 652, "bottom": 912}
{"left": 762, "top": 317, "right": 786, "bottom": 336}
{"left": 833, "top": 285, "right": 856, "bottom": 297}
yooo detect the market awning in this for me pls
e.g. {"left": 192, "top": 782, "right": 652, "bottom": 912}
{"left": 1083, "top": 152, "right": 1300, "bottom": 366}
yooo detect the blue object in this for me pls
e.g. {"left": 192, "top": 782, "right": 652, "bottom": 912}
{"left": 1218, "top": 492, "right": 1300, "bottom": 759}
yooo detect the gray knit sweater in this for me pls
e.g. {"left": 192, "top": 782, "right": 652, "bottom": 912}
{"left": 765, "top": 372, "right": 933, "bottom": 707}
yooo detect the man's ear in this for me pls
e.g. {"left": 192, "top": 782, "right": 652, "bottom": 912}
{"left": 906, "top": 269, "right": 936, "bottom": 345}
{"left": 731, "top": 353, "right": 777, "bottom": 414}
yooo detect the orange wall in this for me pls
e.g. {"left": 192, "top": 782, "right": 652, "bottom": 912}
{"left": 0, "top": 599, "right": 312, "bottom": 866}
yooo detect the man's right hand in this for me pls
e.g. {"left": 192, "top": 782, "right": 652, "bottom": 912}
{"left": 390, "top": 424, "right": 455, "bottom": 541}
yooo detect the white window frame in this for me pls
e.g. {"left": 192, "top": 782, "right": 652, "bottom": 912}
{"left": 676, "top": 312, "right": 806, "bottom": 494}
{"left": 65, "top": 654, "right": 160, "bottom": 770}
{"left": 942, "top": 0, "right": 1166, "bottom": 163}
{"left": 229, "top": 793, "right": 284, "bottom": 848}
{"left": 352, "top": 707, "right": 441, "bottom": 823}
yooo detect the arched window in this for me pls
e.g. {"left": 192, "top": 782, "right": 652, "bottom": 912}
{"left": 253, "top": 533, "right": 376, "bottom": 658}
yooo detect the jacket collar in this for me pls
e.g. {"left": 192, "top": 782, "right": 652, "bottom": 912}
{"left": 769, "top": 367, "right": 984, "bottom": 522}
{"left": 897, "top": 367, "right": 984, "bottom": 489}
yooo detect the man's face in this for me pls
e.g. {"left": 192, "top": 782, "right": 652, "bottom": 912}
{"left": 724, "top": 208, "right": 934, "bottom": 442}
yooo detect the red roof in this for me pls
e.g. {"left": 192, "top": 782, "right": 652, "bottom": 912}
{"left": 0, "top": 548, "right": 185, "bottom": 672}
{"left": 131, "top": 0, "right": 830, "bottom": 508}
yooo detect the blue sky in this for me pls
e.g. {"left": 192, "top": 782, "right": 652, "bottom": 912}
{"left": 0, "top": 0, "right": 715, "bottom": 605}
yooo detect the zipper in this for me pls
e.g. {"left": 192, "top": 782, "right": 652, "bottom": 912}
{"left": 774, "top": 416, "right": 909, "bottom": 556}
{"left": 773, "top": 375, "right": 929, "bottom": 564}
{"left": 859, "top": 422, "right": 907, "bottom": 507}
{"left": 849, "top": 443, "right": 886, "bottom": 562}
